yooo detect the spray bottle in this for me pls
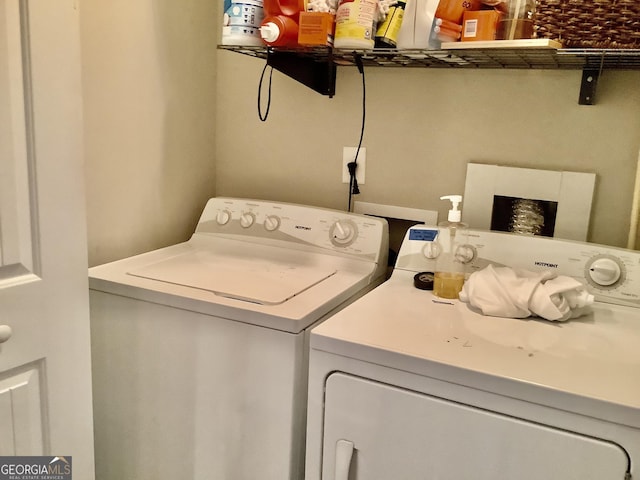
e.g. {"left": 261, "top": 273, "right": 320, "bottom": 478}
{"left": 434, "top": 195, "right": 468, "bottom": 299}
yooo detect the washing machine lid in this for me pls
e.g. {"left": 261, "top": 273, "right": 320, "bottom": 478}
{"left": 128, "top": 249, "right": 337, "bottom": 306}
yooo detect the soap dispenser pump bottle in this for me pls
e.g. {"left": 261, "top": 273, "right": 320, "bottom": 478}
{"left": 434, "top": 195, "right": 468, "bottom": 299}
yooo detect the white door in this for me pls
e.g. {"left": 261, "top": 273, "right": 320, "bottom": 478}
{"left": 322, "top": 373, "right": 630, "bottom": 480}
{"left": 0, "top": 1, "right": 94, "bottom": 478}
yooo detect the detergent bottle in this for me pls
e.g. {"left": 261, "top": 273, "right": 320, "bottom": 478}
{"left": 434, "top": 195, "right": 469, "bottom": 299}
{"left": 260, "top": 0, "right": 305, "bottom": 46}
{"left": 260, "top": 15, "right": 300, "bottom": 45}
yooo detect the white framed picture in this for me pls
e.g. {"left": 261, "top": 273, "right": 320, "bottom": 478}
{"left": 463, "top": 163, "right": 596, "bottom": 241}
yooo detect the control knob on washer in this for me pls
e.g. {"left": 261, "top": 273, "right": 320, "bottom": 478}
{"left": 264, "top": 215, "right": 281, "bottom": 232}
{"left": 240, "top": 212, "right": 256, "bottom": 228}
{"left": 216, "top": 209, "right": 231, "bottom": 225}
{"left": 586, "top": 257, "right": 622, "bottom": 286}
{"left": 0, "top": 325, "right": 12, "bottom": 344}
{"left": 331, "top": 220, "right": 358, "bottom": 246}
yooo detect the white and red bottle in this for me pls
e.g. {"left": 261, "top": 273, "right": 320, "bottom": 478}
{"left": 260, "top": 0, "right": 305, "bottom": 46}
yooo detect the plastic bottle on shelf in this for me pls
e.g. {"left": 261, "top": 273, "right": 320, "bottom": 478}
{"left": 334, "top": 0, "right": 378, "bottom": 49}
{"left": 434, "top": 0, "right": 482, "bottom": 24}
{"left": 496, "top": 0, "right": 535, "bottom": 40}
{"left": 263, "top": 0, "right": 304, "bottom": 16}
{"left": 221, "top": 0, "right": 265, "bottom": 46}
{"left": 375, "top": 0, "right": 406, "bottom": 48}
{"left": 259, "top": 0, "right": 304, "bottom": 46}
{"left": 434, "top": 195, "right": 469, "bottom": 300}
{"left": 260, "top": 15, "right": 301, "bottom": 46}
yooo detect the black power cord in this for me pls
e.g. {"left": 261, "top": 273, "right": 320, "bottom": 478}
{"left": 258, "top": 62, "right": 273, "bottom": 122}
{"left": 347, "top": 52, "right": 366, "bottom": 212}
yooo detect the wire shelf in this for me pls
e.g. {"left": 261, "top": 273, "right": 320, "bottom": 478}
{"left": 218, "top": 45, "right": 640, "bottom": 70}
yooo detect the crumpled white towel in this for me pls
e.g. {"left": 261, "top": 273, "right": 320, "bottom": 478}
{"left": 458, "top": 265, "right": 594, "bottom": 322}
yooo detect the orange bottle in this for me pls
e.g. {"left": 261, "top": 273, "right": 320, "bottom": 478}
{"left": 435, "top": 0, "right": 482, "bottom": 24}
{"left": 260, "top": 0, "right": 305, "bottom": 46}
{"left": 260, "top": 15, "right": 300, "bottom": 46}
{"left": 262, "top": 0, "right": 304, "bottom": 16}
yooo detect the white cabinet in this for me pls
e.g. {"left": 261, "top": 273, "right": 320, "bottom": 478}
{"left": 321, "top": 373, "right": 629, "bottom": 480}
{"left": 90, "top": 292, "right": 307, "bottom": 480}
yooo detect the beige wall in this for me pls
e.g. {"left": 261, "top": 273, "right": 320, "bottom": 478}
{"left": 80, "top": 0, "right": 640, "bottom": 264}
{"left": 81, "top": 0, "right": 218, "bottom": 266}
{"left": 215, "top": 51, "right": 640, "bottom": 249}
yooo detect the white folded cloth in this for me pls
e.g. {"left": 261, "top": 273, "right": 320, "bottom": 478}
{"left": 458, "top": 265, "right": 594, "bottom": 322}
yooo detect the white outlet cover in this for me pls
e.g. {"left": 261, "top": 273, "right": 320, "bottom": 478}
{"left": 342, "top": 147, "right": 366, "bottom": 184}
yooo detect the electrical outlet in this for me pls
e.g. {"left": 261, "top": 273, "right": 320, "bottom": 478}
{"left": 342, "top": 147, "right": 366, "bottom": 184}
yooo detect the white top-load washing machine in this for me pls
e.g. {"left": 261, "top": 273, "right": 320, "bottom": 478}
{"left": 88, "top": 197, "right": 388, "bottom": 480}
{"left": 306, "top": 225, "right": 640, "bottom": 480}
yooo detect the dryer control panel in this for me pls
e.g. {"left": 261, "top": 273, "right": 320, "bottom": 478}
{"left": 395, "top": 226, "right": 640, "bottom": 308}
{"left": 194, "top": 197, "right": 389, "bottom": 263}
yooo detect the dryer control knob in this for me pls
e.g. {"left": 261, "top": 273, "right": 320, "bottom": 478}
{"left": 240, "top": 212, "right": 256, "bottom": 228}
{"left": 586, "top": 257, "right": 622, "bottom": 286}
{"left": 264, "top": 215, "right": 281, "bottom": 232}
{"left": 216, "top": 209, "right": 231, "bottom": 225}
{"left": 422, "top": 242, "right": 441, "bottom": 259}
{"left": 330, "top": 220, "right": 358, "bottom": 247}
{"left": 0, "top": 325, "right": 12, "bottom": 344}
{"left": 455, "top": 244, "right": 477, "bottom": 264}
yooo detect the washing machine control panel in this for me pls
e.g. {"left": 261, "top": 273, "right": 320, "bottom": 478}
{"left": 395, "top": 226, "right": 640, "bottom": 307}
{"left": 195, "top": 197, "right": 389, "bottom": 262}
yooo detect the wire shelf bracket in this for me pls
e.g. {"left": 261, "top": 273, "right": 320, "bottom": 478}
{"left": 266, "top": 49, "right": 336, "bottom": 97}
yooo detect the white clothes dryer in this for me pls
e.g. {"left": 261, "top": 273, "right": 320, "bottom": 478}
{"left": 89, "top": 197, "right": 388, "bottom": 480}
{"left": 306, "top": 226, "right": 640, "bottom": 480}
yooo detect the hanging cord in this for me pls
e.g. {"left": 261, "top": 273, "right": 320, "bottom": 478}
{"left": 347, "top": 53, "right": 366, "bottom": 212}
{"left": 258, "top": 61, "right": 273, "bottom": 122}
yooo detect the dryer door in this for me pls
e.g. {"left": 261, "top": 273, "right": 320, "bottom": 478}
{"left": 322, "top": 373, "right": 629, "bottom": 480}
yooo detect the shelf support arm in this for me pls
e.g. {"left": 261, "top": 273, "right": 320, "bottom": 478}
{"left": 266, "top": 48, "right": 336, "bottom": 97}
{"left": 579, "top": 54, "right": 605, "bottom": 105}
{"left": 579, "top": 68, "right": 599, "bottom": 105}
